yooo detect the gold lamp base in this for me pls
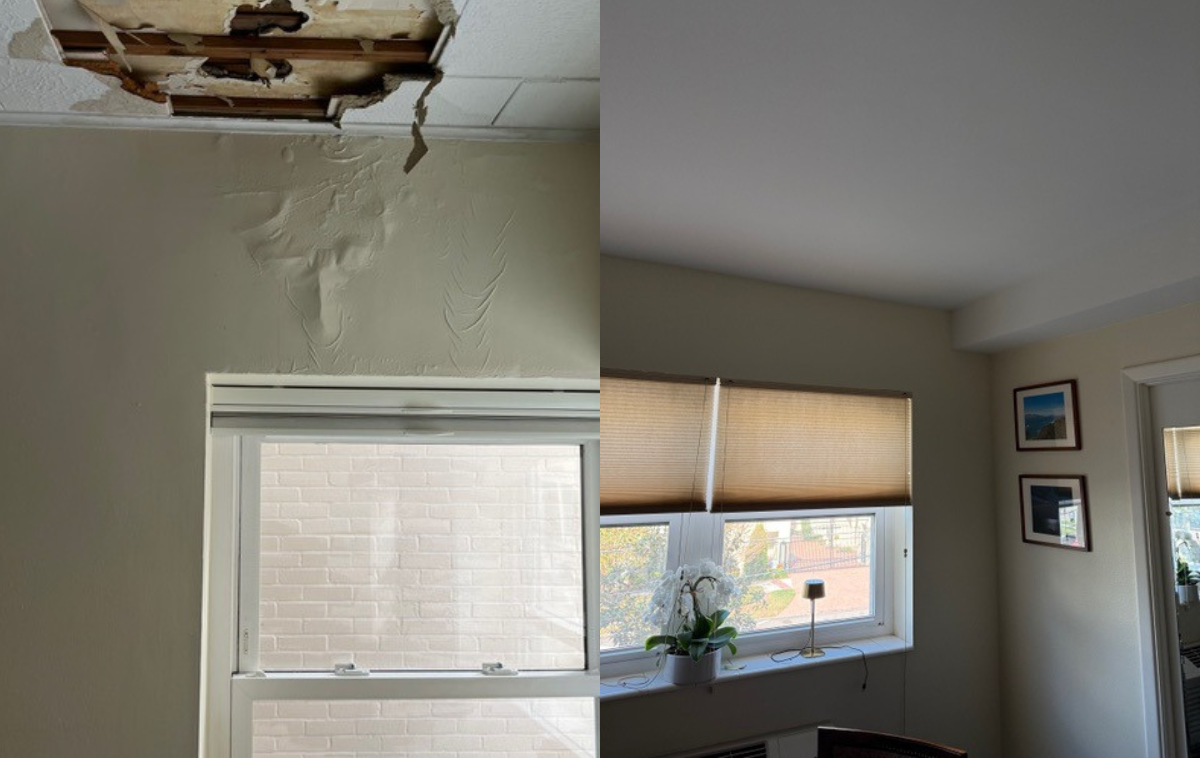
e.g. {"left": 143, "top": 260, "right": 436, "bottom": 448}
{"left": 799, "top": 646, "right": 825, "bottom": 658}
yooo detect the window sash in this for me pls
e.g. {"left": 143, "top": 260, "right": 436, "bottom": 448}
{"left": 599, "top": 506, "right": 902, "bottom": 672}
{"left": 237, "top": 433, "right": 593, "bottom": 676}
{"left": 203, "top": 383, "right": 599, "bottom": 758}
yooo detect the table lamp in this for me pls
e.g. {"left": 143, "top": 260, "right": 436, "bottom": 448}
{"left": 800, "top": 579, "right": 826, "bottom": 658}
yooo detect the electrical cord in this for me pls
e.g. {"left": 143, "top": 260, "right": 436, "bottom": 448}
{"left": 769, "top": 644, "right": 870, "bottom": 691}
{"left": 600, "top": 653, "right": 667, "bottom": 692}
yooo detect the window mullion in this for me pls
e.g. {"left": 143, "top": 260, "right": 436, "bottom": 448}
{"left": 678, "top": 512, "right": 722, "bottom": 566}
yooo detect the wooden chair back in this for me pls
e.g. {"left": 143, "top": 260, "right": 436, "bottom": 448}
{"left": 817, "top": 726, "right": 967, "bottom": 758}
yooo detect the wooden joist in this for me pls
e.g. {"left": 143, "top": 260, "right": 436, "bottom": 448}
{"left": 52, "top": 30, "right": 433, "bottom": 65}
{"left": 170, "top": 95, "right": 330, "bottom": 120}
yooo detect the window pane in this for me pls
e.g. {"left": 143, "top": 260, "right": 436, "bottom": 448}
{"left": 722, "top": 514, "right": 874, "bottom": 632}
{"left": 258, "top": 442, "right": 584, "bottom": 671}
{"left": 252, "top": 698, "right": 596, "bottom": 757}
{"left": 599, "top": 524, "right": 670, "bottom": 650}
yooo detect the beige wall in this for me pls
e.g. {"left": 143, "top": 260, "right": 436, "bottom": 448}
{"left": 600, "top": 256, "right": 1000, "bottom": 758}
{"left": 0, "top": 125, "right": 598, "bottom": 757}
{"left": 992, "top": 301, "right": 1200, "bottom": 758}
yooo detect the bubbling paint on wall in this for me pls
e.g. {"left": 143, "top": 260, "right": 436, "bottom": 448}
{"left": 218, "top": 134, "right": 594, "bottom": 373}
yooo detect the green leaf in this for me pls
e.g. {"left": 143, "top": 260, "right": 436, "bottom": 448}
{"left": 691, "top": 612, "right": 713, "bottom": 638}
{"left": 708, "top": 630, "right": 735, "bottom": 648}
{"left": 675, "top": 630, "right": 693, "bottom": 648}
{"left": 645, "top": 635, "right": 677, "bottom": 652}
{"left": 714, "top": 626, "right": 738, "bottom": 640}
{"left": 688, "top": 639, "right": 709, "bottom": 661}
{"left": 709, "top": 609, "right": 730, "bottom": 629}
{"left": 727, "top": 641, "right": 738, "bottom": 656}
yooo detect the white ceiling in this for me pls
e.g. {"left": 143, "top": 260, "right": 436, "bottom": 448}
{"left": 0, "top": 0, "right": 598, "bottom": 138}
{"left": 601, "top": 1, "right": 1200, "bottom": 351}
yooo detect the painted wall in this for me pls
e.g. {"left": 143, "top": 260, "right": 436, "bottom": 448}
{"left": 0, "top": 125, "right": 598, "bottom": 757}
{"left": 992, "top": 301, "right": 1200, "bottom": 758}
{"left": 600, "top": 256, "right": 1000, "bottom": 758}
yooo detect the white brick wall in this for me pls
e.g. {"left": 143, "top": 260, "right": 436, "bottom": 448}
{"left": 258, "top": 443, "right": 586, "bottom": 672}
{"left": 251, "top": 698, "right": 596, "bottom": 758}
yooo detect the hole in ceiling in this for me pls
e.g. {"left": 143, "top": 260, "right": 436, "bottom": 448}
{"left": 200, "top": 58, "right": 293, "bottom": 83}
{"left": 229, "top": 0, "right": 310, "bottom": 36}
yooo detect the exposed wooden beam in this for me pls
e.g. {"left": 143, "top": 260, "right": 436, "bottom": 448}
{"left": 52, "top": 30, "right": 433, "bottom": 64}
{"left": 170, "top": 95, "right": 330, "bottom": 120}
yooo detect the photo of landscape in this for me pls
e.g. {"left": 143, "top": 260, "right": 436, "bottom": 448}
{"left": 1023, "top": 390, "right": 1067, "bottom": 441}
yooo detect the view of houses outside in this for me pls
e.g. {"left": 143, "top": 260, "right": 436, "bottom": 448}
{"left": 599, "top": 515, "right": 873, "bottom": 651}
{"left": 722, "top": 515, "right": 874, "bottom": 633}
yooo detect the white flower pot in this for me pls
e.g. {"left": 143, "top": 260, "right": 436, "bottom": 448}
{"left": 664, "top": 648, "right": 721, "bottom": 685}
{"left": 1179, "top": 585, "right": 1199, "bottom": 605}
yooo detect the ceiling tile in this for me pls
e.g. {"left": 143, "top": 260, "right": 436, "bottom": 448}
{"left": 0, "top": 58, "right": 106, "bottom": 111}
{"left": 440, "top": 0, "right": 599, "bottom": 80}
{"left": 495, "top": 79, "right": 598, "bottom": 130}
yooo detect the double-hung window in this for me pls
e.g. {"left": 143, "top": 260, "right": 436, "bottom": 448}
{"left": 200, "top": 381, "right": 599, "bottom": 758}
{"left": 599, "top": 372, "right": 912, "bottom": 674}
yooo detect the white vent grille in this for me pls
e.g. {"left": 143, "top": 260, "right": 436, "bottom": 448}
{"left": 692, "top": 743, "right": 769, "bottom": 758}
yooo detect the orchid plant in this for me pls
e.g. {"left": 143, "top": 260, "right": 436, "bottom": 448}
{"left": 644, "top": 560, "right": 740, "bottom": 662}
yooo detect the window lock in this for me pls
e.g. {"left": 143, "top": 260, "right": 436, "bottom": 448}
{"left": 482, "top": 662, "right": 519, "bottom": 676}
{"left": 334, "top": 662, "right": 370, "bottom": 677}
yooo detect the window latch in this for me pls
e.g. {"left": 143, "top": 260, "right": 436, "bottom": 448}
{"left": 482, "top": 662, "right": 519, "bottom": 676}
{"left": 334, "top": 662, "right": 370, "bottom": 677}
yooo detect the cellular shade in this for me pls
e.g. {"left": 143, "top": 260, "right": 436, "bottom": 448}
{"left": 1165, "top": 426, "right": 1200, "bottom": 501}
{"left": 600, "top": 373, "right": 713, "bottom": 514}
{"left": 713, "top": 382, "right": 912, "bottom": 511}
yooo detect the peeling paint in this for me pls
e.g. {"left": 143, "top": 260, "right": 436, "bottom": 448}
{"left": 222, "top": 137, "right": 395, "bottom": 349}
{"left": 6, "top": 18, "right": 57, "bottom": 63}
{"left": 403, "top": 70, "right": 441, "bottom": 173}
{"left": 71, "top": 72, "right": 169, "bottom": 114}
{"left": 442, "top": 200, "right": 512, "bottom": 373}
{"left": 429, "top": 0, "right": 458, "bottom": 34}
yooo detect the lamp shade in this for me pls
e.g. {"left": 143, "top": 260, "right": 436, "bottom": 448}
{"left": 801, "top": 579, "right": 826, "bottom": 600}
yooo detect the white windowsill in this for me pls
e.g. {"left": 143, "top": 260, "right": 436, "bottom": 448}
{"left": 598, "top": 635, "right": 910, "bottom": 701}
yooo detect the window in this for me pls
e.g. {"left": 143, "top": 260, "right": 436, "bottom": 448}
{"left": 599, "top": 373, "right": 912, "bottom": 673}
{"left": 201, "top": 382, "right": 599, "bottom": 758}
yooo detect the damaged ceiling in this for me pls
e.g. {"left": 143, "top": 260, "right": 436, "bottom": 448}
{"left": 0, "top": 0, "right": 598, "bottom": 137}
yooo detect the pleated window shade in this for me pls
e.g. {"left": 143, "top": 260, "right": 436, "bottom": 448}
{"left": 600, "top": 374, "right": 714, "bottom": 515}
{"left": 713, "top": 382, "right": 912, "bottom": 512}
{"left": 1165, "top": 426, "right": 1200, "bottom": 501}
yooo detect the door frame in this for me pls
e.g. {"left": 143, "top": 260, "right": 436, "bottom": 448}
{"left": 1124, "top": 353, "right": 1200, "bottom": 758}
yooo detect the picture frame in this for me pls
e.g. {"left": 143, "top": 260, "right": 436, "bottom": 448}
{"left": 1019, "top": 475, "right": 1091, "bottom": 551}
{"left": 1013, "top": 379, "right": 1080, "bottom": 451}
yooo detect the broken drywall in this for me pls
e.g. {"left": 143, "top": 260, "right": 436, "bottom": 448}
{"left": 71, "top": 72, "right": 169, "bottom": 114}
{"left": 73, "top": 0, "right": 440, "bottom": 41}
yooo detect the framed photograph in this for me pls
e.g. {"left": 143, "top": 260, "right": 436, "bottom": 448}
{"left": 1019, "top": 475, "right": 1091, "bottom": 551}
{"left": 1014, "top": 379, "right": 1080, "bottom": 451}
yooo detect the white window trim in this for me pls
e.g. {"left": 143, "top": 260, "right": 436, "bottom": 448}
{"left": 199, "top": 379, "right": 600, "bottom": 758}
{"left": 599, "top": 505, "right": 912, "bottom": 679}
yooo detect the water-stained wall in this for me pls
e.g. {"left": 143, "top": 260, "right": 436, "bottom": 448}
{"left": 0, "top": 125, "right": 597, "bottom": 756}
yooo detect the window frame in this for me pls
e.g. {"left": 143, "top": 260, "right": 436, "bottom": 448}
{"left": 598, "top": 505, "right": 911, "bottom": 678}
{"left": 199, "top": 381, "right": 600, "bottom": 758}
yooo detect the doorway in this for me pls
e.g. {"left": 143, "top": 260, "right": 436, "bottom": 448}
{"left": 1124, "top": 356, "right": 1200, "bottom": 758}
